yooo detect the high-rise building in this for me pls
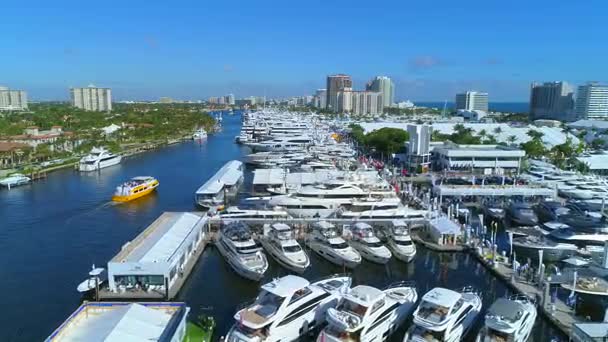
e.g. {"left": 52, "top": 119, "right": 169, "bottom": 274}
{"left": 455, "top": 91, "right": 488, "bottom": 112}
{"left": 366, "top": 76, "right": 394, "bottom": 108}
{"left": 326, "top": 74, "right": 352, "bottom": 111}
{"left": 225, "top": 94, "right": 235, "bottom": 105}
{"left": 314, "top": 89, "right": 327, "bottom": 109}
{"left": 0, "top": 86, "right": 28, "bottom": 111}
{"left": 406, "top": 124, "right": 431, "bottom": 172}
{"left": 347, "top": 91, "right": 383, "bottom": 116}
{"left": 70, "top": 85, "right": 112, "bottom": 112}
{"left": 575, "top": 83, "right": 608, "bottom": 120}
{"left": 529, "top": 82, "right": 575, "bottom": 121}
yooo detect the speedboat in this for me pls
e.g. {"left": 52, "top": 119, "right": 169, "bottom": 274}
{"left": 404, "top": 287, "right": 483, "bottom": 342}
{"left": 76, "top": 265, "right": 106, "bottom": 293}
{"left": 482, "top": 199, "right": 505, "bottom": 221}
{"left": 78, "top": 147, "right": 121, "bottom": 172}
{"left": 476, "top": 295, "right": 537, "bottom": 342}
{"left": 192, "top": 128, "right": 208, "bottom": 140}
{"left": 259, "top": 223, "right": 310, "bottom": 273}
{"left": 215, "top": 222, "right": 269, "bottom": 281}
{"left": 306, "top": 221, "right": 362, "bottom": 269}
{"left": 386, "top": 220, "right": 417, "bottom": 263}
{"left": 0, "top": 173, "right": 31, "bottom": 188}
{"left": 348, "top": 223, "right": 392, "bottom": 264}
{"left": 111, "top": 176, "right": 159, "bottom": 202}
{"left": 318, "top": 282, "right": 418, "bottom": 342}
{"left": 507, "top": 202, "right": 538, "bottom": 227}
{"left": 226, "top": 274, "right": 351, "bottom": 342}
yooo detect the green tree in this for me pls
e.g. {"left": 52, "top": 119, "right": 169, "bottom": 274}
{"left": 364, "top": 128, "right": 409, "bottom": 156}
{"left": 507, "top": 135, "right": 517, "bottom": 145}
{"left": 493, "top": 126, "right": 503, "bottom": 135}
{"left": 520, "top": 139, "right": 546, "bottom": 159}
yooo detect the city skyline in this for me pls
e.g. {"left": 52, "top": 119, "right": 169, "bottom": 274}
{"left": 3, "top": 1, "right": 608, "bottom": 101}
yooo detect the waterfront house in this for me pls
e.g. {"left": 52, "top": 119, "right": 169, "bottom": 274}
{"left": 45, "top": 301, "right": 189, "bottom": 341}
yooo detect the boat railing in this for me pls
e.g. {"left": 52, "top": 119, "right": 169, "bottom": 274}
{"left": 384, "top": 280, "right": 417, "bottom": 290}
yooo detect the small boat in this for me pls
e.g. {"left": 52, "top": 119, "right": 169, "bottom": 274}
{"left": 476, "top": 295, "right": 537, "bottom": 342}
{"left": 319, "top": 282, "right": 418, "bottom": 342}
{"left": 215, "top": 221, "right": 268, "bottom": 281}
{"left": 306, "top": 221, "right": 362, "bottom": 268}
{"left": 76, "top": 265, "right": 105, "bottom": 293}
{"left": 193, "top": 128, "right": 208, "bottom": 140}
{"left": 78, "top": 147, "right": 121, "bottom": 172}
{"left": 0, "top": 173, "right": 31, "bottom": 188}
{"left": 259, "top": 223, "right": 310, "bottom": 273}
{"left": 348, "top": 222, "right": 392, "bottom": 264}
{"left": 111, "top": 176, "right": 159, "bottom": 202}
{"left": 387, "top": 219, "right": 417, "bottom": 263}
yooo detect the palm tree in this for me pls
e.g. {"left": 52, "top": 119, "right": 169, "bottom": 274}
{"left": 507, "top": 135, "right": 517, "bottom": 145}
{"left": 478, "top": 129, "right": 487, "bottom": 140}
{"left": 493, "top": 126, "right": 503, "bottom": 135}
{"left": 527, "top": 129, "right": 544, "bottom": 141}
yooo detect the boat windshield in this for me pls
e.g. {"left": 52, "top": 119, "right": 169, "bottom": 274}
{"left": 337, "top": 298, "right": 368, "bottom": 318}
{"left": 283, "top": 245, "right": 302, "bottom": 253}
{"left": 257, "top": 290, "right": 285, "bottom": 310}
{"left": 236, "top": 246, "right": 259, "bottom": 254}
{"left": 394, "top": 240, "right": 413, "bottom": 246}
{"left": 486, "top": 327, "right": 511, "bottom": 341}
{"left": 365, "top": 241, "right": 384, "bottom": 248}
{"left": 330, "top": 241, "right": 349, "bottom": 250}
{"left": 417, "top": 301, "right": 451, "bottom": 323}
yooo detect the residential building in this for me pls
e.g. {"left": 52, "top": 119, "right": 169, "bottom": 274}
{"left": 575, "top": 82, "right": 608, "bottom": 120}
{"left": 225, "top": 93, "right": 235, "bottom": 105}
{"left": 326, "top": 74, "right": 352, "bottom": 111}
{"left": 0, "top": 142, "right": 28, "bottom": 169}
{"left": 406, "top": 124, "right": 431, "bottom": 172}
{"left": 0, "top": 126, "right": 74, "bottom": 149}
{"left": 366, "top": 76, "right": 394, "bottom": 108}
{"left": 0, "top": 86, "right": 28, "bottom": 111}
{"left": 432, "top": 142, "right": 525, "bottom": 172}
{"left": 455, "top": 91, "right": 488, "bottom": 112}
{"left": 529, "top": 81, "right": 575, "bottom": 121}
{"left": 350, "top": 91, "right": 383, "bottom": 116}
{"left": 336, "top": 89, "right": 353, "bottom": 113}
{"left": 45, "top": 302, "right": 189, "bottom": 342}
{"left": 314, "top": 89, "right": 327, "bottom": 109}
{"left": 70, "top": 85, "right": 112, "bottom": 112}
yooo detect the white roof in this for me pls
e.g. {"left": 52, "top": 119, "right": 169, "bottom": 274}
{"left": 430, "top": 217, "right": 462, "bottom": 235}
{"left": 252, "top": 168, "right": 286, "bottom": 186}
{"left": 47, "top": 303, "right": 182, "bottom": 341}
{"left": 422, "top": 287, "right": 461, "bottom": 308}
{"left": 578, "top": 153, "right": 608, "bottom": 170}
{"left": 434, "top": 144, "right": 525, "bottom": 158}
{"left": 574, "top": 322, "right": 608, "bottom": 338}
{"left": 196, "top": 160, "right": 243, "bottom": 194}
{"left": 347, "top": 285, "right": 384, "bottom": 305}
{"left": 271, "top": 223, "right": 291, "bottom": 231}
{"left": 569, "top": 120, "right": 608, "bottom": 131}
{"left": 359, "top": 122, "right": 579, "bottom": 148}
{"left": 262, "top": 275, "right": 309, "bottom": 297}
{"left": 112, "top": 212, "right": 206, "bottom": 264}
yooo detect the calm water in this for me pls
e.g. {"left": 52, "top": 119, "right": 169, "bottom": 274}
{"left": 0, "top": 112, "right": 564, "bottom": 341}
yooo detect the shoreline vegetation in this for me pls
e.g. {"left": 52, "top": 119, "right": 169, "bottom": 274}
{"left": 0, "top": 103, "right": 216, "bottom": 178}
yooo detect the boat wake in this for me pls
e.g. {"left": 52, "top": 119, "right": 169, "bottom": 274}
{"left": 64, "top": 201, "right": 117, "bottom": 224}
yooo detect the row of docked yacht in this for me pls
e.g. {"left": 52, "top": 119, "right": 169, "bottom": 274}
{"left": 224, "top": 273, "right": 535, "bottom": 342}
{"left": 214, "top": 220, "right": 417, "bottom": 281}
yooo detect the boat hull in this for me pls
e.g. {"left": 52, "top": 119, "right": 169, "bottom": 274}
{"left": 215, "top": 238, "right": 267, "bottom": 281}
{"left": 307, "top": 241, "right": 361, "bottom": 269}
{"left": 259, "top": 237, "right": 309, "bottom": 273}
{"left": 79, "top": 155, "right": 122, "bottom": 172}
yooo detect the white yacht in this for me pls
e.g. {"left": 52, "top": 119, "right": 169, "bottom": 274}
{"left": 192, "top": 128, "right": 208, "bottom": 140}
{"left": 318, "top": 282, "right": 418, "bottom": 342}
{"left": 247, "top": 136, "right": 313, "bottom": 152}
{"left": 259, "top": 223, "right": 310, "bottom": 273}
{"left": 78, "top": 147, "right": 122, "bottom": 172}
{"left": 269, "top": 195, "right": 340, "bottom": 218}
{"left": 218, "top": 206, "right": 291, "bottom": 221}
{"left": 76, "top": 265, "right": 105, "bottom": 293}
{"left": 476, "top": 295, "right": 537, "bottom": 342}
{"left": 226, "top": 274, "right": 351, "bottom": 342}
{"left": 0, "top": 173, "right": 31, "bottom": 188}
{"left": 386, "top": 220, "right": 417, "bottom": 263}
{"left": 306, "top": 221, "right": 362, "bottom": 269}
{"left": 348, "top": 223, "right": 392, "bottom": 264}
{"left": 340, "top": 197, "right": 427, "bottom": 221}
{"left": 215, "top": 222, "right": 269, "bottom": 281}
{"left": 404, "top": 287, "right": 483, "bottom": 342}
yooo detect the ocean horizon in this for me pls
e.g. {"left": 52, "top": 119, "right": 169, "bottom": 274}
{"left": 415, "top": 101, "right": 529, "bottom": 113}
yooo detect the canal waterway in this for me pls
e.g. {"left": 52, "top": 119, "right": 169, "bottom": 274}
{"left": 0, "top": 112, "right": 565, "bottom": 341}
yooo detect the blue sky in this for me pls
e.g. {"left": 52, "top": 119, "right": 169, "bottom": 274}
{"left": 1, "top": 0, "right": 606, "bottom": 101}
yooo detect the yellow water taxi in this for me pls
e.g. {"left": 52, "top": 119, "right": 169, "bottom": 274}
{"left": 112, "top": 176, "right": 159, "bottom": 202}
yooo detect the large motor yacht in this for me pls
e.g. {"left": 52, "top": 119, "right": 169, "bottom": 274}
{"left": 0, "top": 173, "right": 31, "bottom": 188}
{"left": 348, "top": 223, "right": 392, "bottom": 264}
{"left": 247, "top": 135, "right": 313, "bottom": 152}
{"left": 340, "top": 197, "right": 427, "bottom": 221}
{"left": 259, "top": 223, "right": 310, "bottom": 273}
{"left": 306, "top": 221, "right": 362, "bottom": 269}
{"left": 192, "top": 128, "right": 208, "bottom": 140}
{"left": 476, "top": 295, "right": 537, "bottom": 342}
{"left": 215, "top": 222, "right": 269, "bottom": 281}
{"left": 511, "top": 235, "right": 578, "bottom": 262}
{"left": 217, "top": 206, "right": 291, "bottom": 221}
{"left": 226, "top": 274, "right": 351, "bottom": 342}
{"left": 78, "top": 147, "right": 122, "bottom": 172}
{"left": 318, "top": 282, "right": 418, "bottom": 342}
{"left": 404, "top": 287, "right": 483, "bottom": 342}
{"left": 386, "top": 220, "right": 417, "bottom": 263}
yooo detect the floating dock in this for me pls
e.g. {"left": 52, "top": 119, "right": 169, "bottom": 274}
{"left": 100, "top": 212, "right": 210, "bottom": 300}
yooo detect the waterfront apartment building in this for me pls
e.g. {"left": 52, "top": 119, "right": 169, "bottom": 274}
{"left": 350, "top": 91, "right": 383, "bottom": 116}
{"left": 455, "top": 91, "right": 488, "bottom": 112}
{"left": 314, "top": 89, "right": 327, "bottom": 109}
{"left": 226, "top": 93, "right": 235, "bottom": 105}
{"left": 575, "top": 83, "right": 608, "bottom": 120}
{"left": 326, "top": 74, "right": 352, "bottom": 112}
{"left": 366, "top": 76, "right": 394, "bottom": 108}
{"left": 529, "top": 81, "right": 575, "bottom": 121}
{"left": 70, "top": 85, "right": 112, "bottom": 112}
{"left": 0, "top": 86, "right": 28, "bottom": 111}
